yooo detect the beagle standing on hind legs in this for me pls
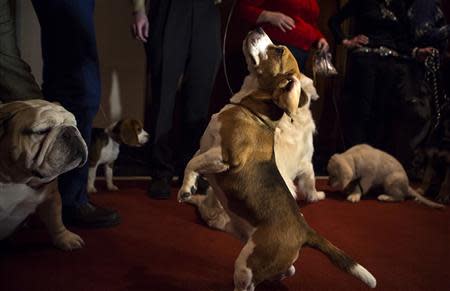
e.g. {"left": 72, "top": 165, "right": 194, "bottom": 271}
{"left": 178, "top": 29, "right": 376, "bottom": 291}
{"left": 87, "top": 119, "right": 149, "bottom": 193}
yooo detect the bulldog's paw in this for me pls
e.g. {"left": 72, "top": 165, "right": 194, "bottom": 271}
{"left": 347, "top": 193, "right": 361, "bottom": 203}
{"left": 107, "top": 184, "right": 119, "bottom": 191}
{"left": 87, "top": 186, "right": 97, "bottom": 193}
{"left": 54, "top": 231, "right": 85, "bottom": 251}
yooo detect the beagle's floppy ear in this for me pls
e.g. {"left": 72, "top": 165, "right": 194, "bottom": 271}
{"left": 272, "top": 74, "right": 300, "bottom": 116}
{"left": 114, "top": 119, "right": 140, "bottom": 146}
{"left": 299, "top": 74, "right": 319, "bottom": 101}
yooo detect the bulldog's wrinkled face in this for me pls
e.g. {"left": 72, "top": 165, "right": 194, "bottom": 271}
{"left": 327, "top": 155, "right": 353, "bottom": 191}
{"left": 243, "top": 28, "right": 303, "bottom": 115}
{"left": 0, "top": 100, "right": 88, "bottom": 186}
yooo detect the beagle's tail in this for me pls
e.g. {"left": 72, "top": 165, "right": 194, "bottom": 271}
{"left": 305, "top": 230, "right": 377, "bottom": 288}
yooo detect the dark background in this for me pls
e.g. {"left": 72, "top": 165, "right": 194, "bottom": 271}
{"left": 116, "top": 0, "right": 450, "bottom": 177}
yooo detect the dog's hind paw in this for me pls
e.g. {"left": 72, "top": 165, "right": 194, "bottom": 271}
{"left": 53, "top": 231, "right": 84, "bottom": 251}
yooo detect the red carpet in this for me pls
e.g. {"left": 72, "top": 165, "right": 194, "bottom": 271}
{"left": 1, "top": 179, "right": 449, "bottom": 291}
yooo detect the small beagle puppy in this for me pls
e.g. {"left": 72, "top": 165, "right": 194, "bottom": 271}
{"left": 87, "top": 119, "right": 149, "bottom": 193}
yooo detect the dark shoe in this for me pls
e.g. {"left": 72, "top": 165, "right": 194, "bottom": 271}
{"left": 148, "top": 176, "right": 171, "bottom": 199}
{"left": 62, "top": 202, "right": 121, "bottom": 228}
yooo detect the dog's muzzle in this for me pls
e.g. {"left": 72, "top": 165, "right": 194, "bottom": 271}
{"left": 60, "top": 126, "right": 88, "bottom": 167}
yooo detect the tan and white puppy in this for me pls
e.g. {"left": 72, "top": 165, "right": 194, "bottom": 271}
{"left": 327, "top": 144, "right": 445, "bottom": 208}
{"left": 178, "top": 29, "right": 376, "bottom": 291}
{"left": 0, "top": 100, "right": 87, "bottom": 250}
{"left": 87, "top": 119, "right": 149, "bottom": 193}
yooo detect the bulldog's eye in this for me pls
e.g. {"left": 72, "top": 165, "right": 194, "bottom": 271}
{"left": 35, "top": 128, "right": 51, "bottom": 135}
{"left": 23, "top": 127, "right": 51, "bottom": 135}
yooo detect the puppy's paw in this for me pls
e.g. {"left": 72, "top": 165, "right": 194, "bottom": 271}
{"left": 347, "top": 193, "right": 361, "bottom": 203}
{"left": 377, "top": 194, "right": 396, "bottom": 202}
{"left": 107, "top": 184, "right": 119, "bottom": 191}
{"left": 54, "top": 231, "right": 84, "bottom": 251}
{"left": 87, "top": 186, "right": 97, "bottom": 193}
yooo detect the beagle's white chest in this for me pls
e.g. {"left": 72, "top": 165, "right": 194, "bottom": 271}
{"left": 98, "top": 138, "right": 120, "bottom": 165}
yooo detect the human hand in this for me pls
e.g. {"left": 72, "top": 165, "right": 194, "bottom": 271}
{"left": 414, "top": 47, "right": 437, "bottom": 62}
{"left": 132, "top": 11, "right": 149, "bottom": 43}
{"left": 342, "top": 35, "right": 369, "bottom": 48}
{"left": 317, "top": 38, "right": 329, "bottom": 52}
{"left": 259, "top": 11, "right": 295, "bottom": 32}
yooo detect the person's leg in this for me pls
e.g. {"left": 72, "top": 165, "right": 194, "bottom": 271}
{"left": 178, "top": 0, "right": 221, "bottom": 175}
{"left": 146, "top": 0, "right": 192, "bottom": 198}
{"left": 343, "top": 54, "right": 377, "bottom": 147}
{"left": 0, "top": 0, "right": 43, "bottom": 102}
{"left": 285, "top": 45, "right": 309, "bottom": 71}
{"left": 32, "top": 0, "right": 119, "bottom": 227}
{"left": 389, "top": 60, "right": 431, "bottom": 171}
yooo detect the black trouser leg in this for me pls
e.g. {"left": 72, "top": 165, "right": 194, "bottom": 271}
{"left": 344, "top": 54, "right": 377, "bottom": 147}
{"left": 147, "top": 0, "right": 193, "bottom": 179}
{"left": 177, "top": 0, "right": 221, "bottom": 174}
{"left": 0, "top": 0, "right": 43, "bottom": 102}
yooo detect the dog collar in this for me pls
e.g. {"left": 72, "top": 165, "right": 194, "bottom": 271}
{"left": 230, "top": 101, "right": 277, "bottom": 132}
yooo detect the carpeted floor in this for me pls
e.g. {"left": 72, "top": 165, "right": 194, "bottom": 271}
{"left": 1, "top": 179, "right": 449, "bottom": 291}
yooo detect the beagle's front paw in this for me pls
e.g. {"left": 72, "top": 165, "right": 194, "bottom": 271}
{"left": 177, "top": 185, "right": 197, "bottom": 203}
{"left": 87, "top": 185, "right": 97, "bottom": 193}
{"left": 107, "top": 184, "right": 119, "bottom": 191}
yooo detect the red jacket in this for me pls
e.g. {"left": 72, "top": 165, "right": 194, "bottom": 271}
{"left": 239, "top": 0, "right": 323, "bottom": 51}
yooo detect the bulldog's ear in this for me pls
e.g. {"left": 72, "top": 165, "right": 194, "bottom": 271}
{"left": 273, "top": 74, "right": 300, "bottom": 116}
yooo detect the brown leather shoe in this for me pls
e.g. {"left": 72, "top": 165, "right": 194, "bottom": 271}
{"left": 62, "top": 202, "right": 121, "bottom": 228}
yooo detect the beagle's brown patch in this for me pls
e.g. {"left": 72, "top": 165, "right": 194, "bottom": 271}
{"left": 111, "top": 118, "right": 143, "bottom": 146}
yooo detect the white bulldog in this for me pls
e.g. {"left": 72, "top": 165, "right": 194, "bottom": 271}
{"left": 0, "top": 100, "right": 87, "bottom": 250}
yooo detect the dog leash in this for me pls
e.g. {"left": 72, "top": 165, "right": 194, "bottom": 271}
{"left": 223, "top": 0, "right": 237, "bottom": 96}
